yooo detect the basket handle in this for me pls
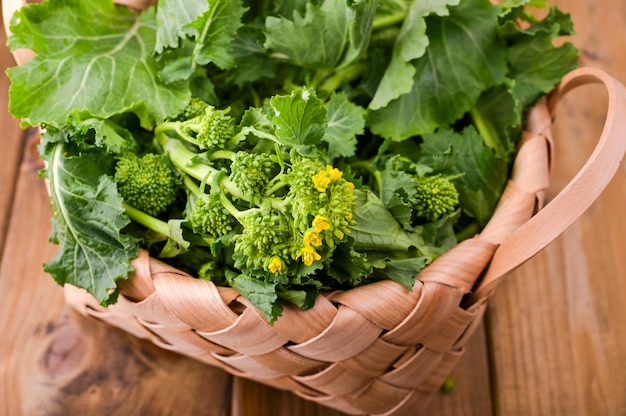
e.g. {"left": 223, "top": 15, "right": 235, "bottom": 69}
{"left": 470, "top": 67, "right": 626, "bottom": 303}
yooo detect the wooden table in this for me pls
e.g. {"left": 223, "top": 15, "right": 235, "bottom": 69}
{"left": 1, "top": 1, "right": 625, "bottom": 414}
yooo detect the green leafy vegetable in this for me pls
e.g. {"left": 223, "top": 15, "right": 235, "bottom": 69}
{"left": 39, "top": 137, "right": 138, "bottom": 304}
{"left": 6, "top": 0, "right": 579, "bottom": 322}
{"left": 7, "top": 0, "right": 188, "bottom": 129}
{"left": 263, "top": 0, "right": 377, "bottom": 70}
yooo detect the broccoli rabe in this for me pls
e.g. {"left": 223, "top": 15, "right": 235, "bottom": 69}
{"left": 169, "top": 97, "right": 212, "bottom": 121}
{"left": 413, "top": 174, "right": 460, "bottom": 221}
{"left": 110, "top": 96, "right": 464, "bottom": 321}
{"left": 189, "top": 193, "right": 237, "bottom": 237}
{"left": 141, "top": 103, "right": 357, "bottom": 278}
{"left": 114, "top": 153, "right": 180, "bottom": 216}
{"left": 156, "top": 104, "right": 236, "bottom": 150}
{"left": 229, "top": 151, "right": 279, "bottom": 200}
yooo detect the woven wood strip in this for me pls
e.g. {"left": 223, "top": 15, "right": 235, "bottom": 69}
{"left": 336, "top": 338, "right": 408, "bottom": 378}
{"left": 270, "top": 293, "right": 338, "bottom": 343}
{"left": 380, "top": 346, "right": 445, "bottom": 388}
{"left": 151, "top": 271, "right": 240, "bottom": 332}
{"left": 195, "top": 304, "right": 288, "bottom": 356}
{"left": 294, "top": 363, "right": 372, "bottom": 397}
{"left": 212, "top": 352, "right": 291, "bottom": 380}
{"left": 346, "top": 378, "right": 414, "bottom": 414}
{"left": 286, "top": 305, "right": 383, "bottom": 362}
{"left": 328, "top": 280, "right": 423, "bottom": 330}
{"left": 238, "top": 346, "right": 327, "bottom": 376}
{"left": 382, "top": 282, "right": 466, "bottom": 346}
{"left": 416, "top": 238, "right": 498, "bottom": 293}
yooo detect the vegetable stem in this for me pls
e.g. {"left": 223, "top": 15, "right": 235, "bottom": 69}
{"left": 318, "top": 63, "right": 367, "bottom": 94}
{"left": 123, "top": 203, "right": 170, "bottom": 236}
{"left": 372, "top": 13, "right": 407, "bottom": 31}
{"left": 470, "top": 107, "right": 499, "bottom": 151}
{"left": 209, "top": 149, "right": 237, "bottom": 161}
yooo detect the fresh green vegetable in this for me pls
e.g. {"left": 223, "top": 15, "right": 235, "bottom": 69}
{"left": 6, "top": 0, "right": 579, "bottom": 322}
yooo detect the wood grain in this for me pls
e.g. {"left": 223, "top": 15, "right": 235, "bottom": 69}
{"left": 0, "top": 12, "right": 23, "bottom": 258}
{"left": 1, "top": 0, "right": 625, "bottom": 415}
{"left": 486, "top": 1, "right": 626, "bottom": 415}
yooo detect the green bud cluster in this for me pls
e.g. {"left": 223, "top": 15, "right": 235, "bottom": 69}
{"left": 229, "top": 151, "right": 277, "bottom": 199}
{"left": 114, "top": 153, "right": 179, "bottom": 216}
{"left": 234, "top": 209, "right": 291, "bottom": 272}
{"left": 170, "top": 97, "right": 210, "bottom": 121}
{"left": 318, "top": 179, "right": 357, "bottom": 244}
{"left": 286, "top": 156, "right": 326, "bottom": 227}
{"left": 189, "top": 195, "right": 237, "bottom": 237}
{"left": 413, "top": 174, "right": 459, "bottom": 221}
{"left": 180, "top": 106, "right": 235, "bottom": 150}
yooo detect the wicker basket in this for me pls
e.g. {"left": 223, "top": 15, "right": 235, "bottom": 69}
{"left": 5, "top": 1, "right": 626, "bottom": 415}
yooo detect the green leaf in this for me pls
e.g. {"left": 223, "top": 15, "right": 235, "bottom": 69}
{"left": 7, "top": 0, "right": 189, "bottom": 129}
{"left": 504, "top": 7, "right": 579, "bottom": 110}
{"left": 66, "top": 111, "right": 136, "bottom": 154}
{"left": 40, "top": 138, "right": 138, "bottom": 305}
{"left": 155, "top": 0, "right": 208, "bottom": 53}
{"left": 269, "top": 88, "right": 328, "bottom": 155}
{"left": 158, "top": 0, "right": 246, "bottom": 83}
{"left": 350, "top": 190, "right": 434, "bottom": 258}
{"left": 263, "top": 0, "right": 377, "bottom": 70}
{"left": 367, "top": 0, "right": 508, "bottom": 140}
{"left": 184, "top": 0, "right": 246, "bottom": 69}
{"left": 324, "top": 237, "right": 372, "bottom": 286}
{"left": 322, "top": 92, "right": 366, "bottom": 160}
{"left": 377, "top": 257, "right": 427, "bottom": 290}
{"left": 471, "top": 84, "right": 520, "bottom": 159}
{"left": 230, "top": 25, "right": 277, "bottom": 85}
{"left": 231, "top": 274, "right": 282, "bottom": 323}
{"left": 278, "top": 288, "right": 318, "bottom": 310}
{"left": 379, "top": 156, "right": 418, "bottom": 228}
{"left": 421, "top": 210, "right": 460, "bottom": 256}
{"left": 369, "top": 0, "right": 460, "bottom": 110}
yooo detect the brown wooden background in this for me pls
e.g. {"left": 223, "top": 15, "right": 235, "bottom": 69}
{"left": 1, "top": 0, "right": 625, "bottom": 414}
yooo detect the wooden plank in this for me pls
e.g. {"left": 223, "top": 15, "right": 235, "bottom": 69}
{"left": 427, "top": 322, "right": 493, "bottom": 416}
{"left": 486, "top": 0, "right": 626, "bottom": 414}
{"left": 0, "top": 8, "right": 25, "bottom": 258}
{"left": 231, "top": 378, "right": 345, "bottom": 416}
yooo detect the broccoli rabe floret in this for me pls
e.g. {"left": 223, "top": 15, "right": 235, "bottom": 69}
{"left": 413, "top": 174, "right": 459, "bottom": 221}
{"left": 189, "top": 193, "right": 237, "bottom": 237}
{"left": 234, "top": 205, "right": 293, "bottom": 273}
{"left": 229, "top": 151, "right": 279, "bottom": 200}
{"left": 114, "top": 153, "right": 180, "bottom": 216}
{"left": 170, "top": 97, "right": 211, "bottom": 121}
{"left": 157, "top": 103, "right": 235, "bottom": 150}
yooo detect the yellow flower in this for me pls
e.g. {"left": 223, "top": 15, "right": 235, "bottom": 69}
{"left": 297, "top": 245, "right": 321, "bottom": 266}
{"left": 312, "top": 170, "right": 330, "bottom": 192}
{"left": 268, "top": 256, "right": 283, "bottom": 273}
{"left": 304, "top": 230, "right": 322, "bottom": 247}
{"left": 312, "top": 216, "right": 331, "bottom": 233}
{"left": 326, "top": 165, "right": 343, "bottom": 180}
{"left": 346, "top": 181, "right": 354, "bottom": 191}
